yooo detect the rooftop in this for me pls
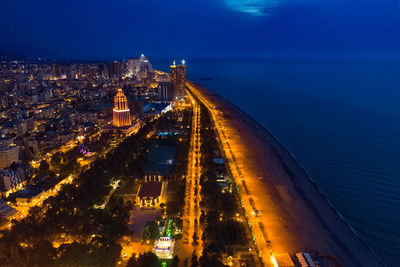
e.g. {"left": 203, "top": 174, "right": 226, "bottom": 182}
{"left": 138, "top": 181, "right": 162, "bottom": 198}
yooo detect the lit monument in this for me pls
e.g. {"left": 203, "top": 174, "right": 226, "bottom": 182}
{"left": 107, "top": 88, "right": 141, "bottom": 135}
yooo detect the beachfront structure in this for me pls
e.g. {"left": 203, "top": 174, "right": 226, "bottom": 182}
{"left": 154, "top": 236, "right": 174, "bottom": 259}
{"left": 272, "top": 253, "right": 295, "bottom": 267}
{"left": 169, "top": 60, "right": 186, "bottom": 99}
{"left": 113, "top": 88, "right": 131, "bottom": 127}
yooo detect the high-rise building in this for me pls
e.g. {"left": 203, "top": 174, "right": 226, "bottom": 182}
{"left": 169, "top": 60, "right": 186, "bottom": 99}
{"left": 113, "top": 89, "right": 131, "bottom": 127}
{"left": 127, "top": 54, "right": 154, "bottom": 81}
{"left": 157, "top": 82, "right": 174, "bottom": 101}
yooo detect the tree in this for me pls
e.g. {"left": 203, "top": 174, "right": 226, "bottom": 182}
{"left": 50, "top": 152, "right": 63, "bottom": 170}
{"left": 23, "top": 240, "right": 57, "bottom": 266}
{"left": 143, "top": 221, "right": 160, "bottom": 242}
{"left": 199, "top": 254, "right": 225, "bottom": 267}
{"left": 9, "top": 162, "right": 18, "bottom": 171}
{"left": 191, "top": 251, "right": 199, "bottom": 267}
{"left": 38, "top": 160, "right": 49, "bottom": 175}
{"left": 171, "top": 255, "right": 180, "bottom": 267}
{"left": 127, "top": 252, "right": 159, "bottom": 267}
{"left": 56, "top": 241, "right": 121, "bottom": 267}
{"left": 192, "top": 232, "right": 199, "bottom": 246}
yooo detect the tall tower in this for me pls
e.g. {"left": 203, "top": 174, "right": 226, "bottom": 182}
{"left": 170, "top": 60, "right": 186, "bottom": 99}
{"left": 113, "top": 89, "right": 132, "bottom": 127}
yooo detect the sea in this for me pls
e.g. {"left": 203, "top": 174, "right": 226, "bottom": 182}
{"left": 155, "top": 56, "right": 400, "bottom": 266}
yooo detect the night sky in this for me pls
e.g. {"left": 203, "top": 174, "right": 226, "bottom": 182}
{"left": 1, "top": 0, "right": 400, "bottom": 59}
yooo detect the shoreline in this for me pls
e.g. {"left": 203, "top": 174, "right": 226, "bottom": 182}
{"left": 260, "top": 117, "right": 385, "bottom": 266}
{"left": 242, "top": 103, "right": 385, "bottom": 265}
{"left": 187, "top": 82, "right": 384, "bottom": 267}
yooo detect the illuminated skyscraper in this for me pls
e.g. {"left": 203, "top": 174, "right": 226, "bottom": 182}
{"left": 170, "top": 60, "right": 186, "bottom": 98}
{"left": 113, "top": 88, "right": 131, "bottom": 127}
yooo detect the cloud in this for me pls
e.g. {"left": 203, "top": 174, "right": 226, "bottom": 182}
{"left": 224, "top": 0, "right": 279, "bottom": 16}
{"left": 224, "top": 0, "right": 323, "bottom": 16}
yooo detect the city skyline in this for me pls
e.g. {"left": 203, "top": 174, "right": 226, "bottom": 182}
{"left": 0, "top": 1, "right": 398, "bottom": 266}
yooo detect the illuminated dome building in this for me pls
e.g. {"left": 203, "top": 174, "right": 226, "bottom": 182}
{"left": 113, "top": 88, "right": 132, "bottom": 127}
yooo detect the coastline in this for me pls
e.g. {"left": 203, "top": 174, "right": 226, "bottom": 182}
{"left": 187, "top": 82, "right": 384, "bottom": 266}
{"left": 243, "top": 105, "right": 386, "bottom": 265}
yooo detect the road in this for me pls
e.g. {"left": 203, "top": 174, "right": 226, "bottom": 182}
{"left": 178, "top": 92, "right": 203, "bottom": 262}
{"left": 94, "top": 179, "right": 121, "bottom": 209}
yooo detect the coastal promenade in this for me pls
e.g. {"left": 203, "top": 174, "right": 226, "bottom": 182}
{"left": 186, "top": 82, "right": 383, "bottom": 267}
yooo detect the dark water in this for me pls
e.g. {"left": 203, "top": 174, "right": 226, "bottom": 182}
{"left": 156, "top": 57, "right": 400, "bottom": 266}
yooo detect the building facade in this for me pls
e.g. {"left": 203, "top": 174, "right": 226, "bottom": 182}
{"left": 155, "top": 236, "right": 174, "bottom": 259}
{"left": 157, "top": 82, "right": 174, "bottom": 101}
{"left": 0, "top": 145, "right": 19, "bottom": 169}
{"left": 0, "top": 169, "right": 24, "bottom": 192}
{"left": 113, "top": 88, "right": 132, "bottom": 127}
{"left": 0, "top": 200, "right": 17, "bottom": 219}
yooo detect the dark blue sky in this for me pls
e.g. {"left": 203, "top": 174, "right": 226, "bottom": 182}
{"left": 1, "top": 0, "right": 400, "bottom": 59}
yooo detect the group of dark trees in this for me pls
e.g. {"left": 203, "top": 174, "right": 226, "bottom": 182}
{"left": 190, "top": 250, "right": 225, "bottom": 267}
{"left": 166, "top": 179, "right": 186, "bottom": 217}
{"left": 126, "top": 252, "right": 179, "bottom": 267}
{"left": 35, "top": 127, "right": 115, "bottom": 182}
{"left": 38, "top": 159, "right": 50, "bottom": 176}
{"left": 166, "top": 109, "right": 192, "bottom": 216}
{"left": 143, "top": 221, "right": 160, "bottom": 242}
{"left": 49, "top": 148, "right": 80, "bottom": 177}
{"left": 0, "top": 110, "right": 186, "bottom": 266}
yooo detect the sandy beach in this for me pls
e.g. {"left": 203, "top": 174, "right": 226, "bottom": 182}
{"left": 187, "top": 82, "right": 384, "bottom": 267}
